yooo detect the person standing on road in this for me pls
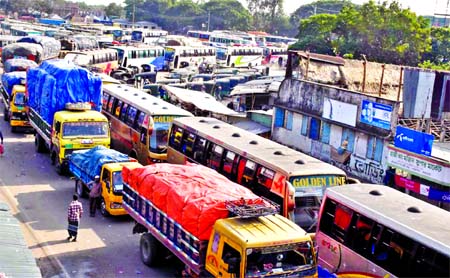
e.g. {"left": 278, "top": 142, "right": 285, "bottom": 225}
{"left": 88, "top": 175, "right": 102, "bottom": 217}
{"left": 67, "top": 194, "right": 83, "bottom": 242}
{"left": 0, "top": 129, "right": 4, "bottom": 156}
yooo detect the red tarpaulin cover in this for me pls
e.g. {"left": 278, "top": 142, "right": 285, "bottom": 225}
{"left": 124, "top": 163, "right": 262, "bottom": 240}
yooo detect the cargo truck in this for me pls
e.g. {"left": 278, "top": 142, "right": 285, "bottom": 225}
{"left": 68, "top": 146, "right": 141, "bottom": 216}
{"left": 27, "top": 60, "right": 110, "bottom": 174}
{"left": 1, "top": 71, "right": 30, "bottom": 132}
{"left": 123, "top": 163, "right": 317, "bottom": 277}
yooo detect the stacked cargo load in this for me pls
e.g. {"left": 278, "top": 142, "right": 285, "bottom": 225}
{"left": 3, "top": 59, "right": 38, "bottom": 73}
{"left": 26, "top": 59, "right": 102, "bottom": 125}
{"left": 1, "top": 71, "right": 26, "bottom": 96}
{"left": 123, "top": 163, "right": 265, "bottom": 240}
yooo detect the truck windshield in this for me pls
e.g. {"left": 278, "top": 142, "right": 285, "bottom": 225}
{"left": 245, "top": 242, "right": 315, "bottom": 277}
{"left": 62, "top": 122, "right": 109, "bottom": 137}
{"left": 112, "top": 171, "right": 123, "bottom": 191}
{"left": 150, "top": 122, "right": 169, "bottom": 154}
{"left": 13, "top": 92, "right": 26, "bottom": 106}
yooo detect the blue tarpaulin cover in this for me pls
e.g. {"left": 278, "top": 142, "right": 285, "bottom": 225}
{"left": 27, "top": 59, "right": 102, "bottom": 125}
{"left": 69, "top": 146, "right": 131, "bottom": 180}
{"left": 1, "top": 71, "right": 26, "bottom": 96}
{"left": 150, "top": 56, "right": 165, "bottom": 71}
{"left": 3, "top": 59, "right": 38, "bottom": 73}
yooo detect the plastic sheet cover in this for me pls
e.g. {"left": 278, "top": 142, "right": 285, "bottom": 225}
{"left": 124, "top": 163, "right": 262, "bottom": 240}
{"left": 1, "top": 43, "right": 43, "bottom": 64}
{"left": 17, "top": 36, "right": 61, "bottom": 61}
{"left": 1, "top": 71, "right": 26, "bottom": 96}
{"left": 3, "top": 59, "right": 38, "bottom": 73}
{"left": 27, "top": 59, "right": 102, "bottom": 125}
{"left": 69, "top": 146, "right": 131, "bottom": 179}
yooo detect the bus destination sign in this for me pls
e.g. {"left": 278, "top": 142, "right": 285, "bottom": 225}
{"left": 290, "top": 176, "right": 346, "bottom": 187}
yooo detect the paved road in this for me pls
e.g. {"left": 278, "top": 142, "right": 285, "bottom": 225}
{"left": 0, "top": 102, "right": 174, "bottom": 278}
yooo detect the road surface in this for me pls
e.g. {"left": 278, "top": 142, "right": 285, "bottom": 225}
{"left": 0, "top": 101, "right": 174, "bottom": 278}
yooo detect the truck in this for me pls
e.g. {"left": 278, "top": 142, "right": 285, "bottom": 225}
{"left": 27, "top": 60, "right": 111, "bottom": 174}
{"left": 122, "top": 163, "right": 317, "bottom": 277}
{"left": 1, "top": 72, "right": 30, "bottom": 132}
{"left": 68, "top": 146, "right": 141, "bottom": 216}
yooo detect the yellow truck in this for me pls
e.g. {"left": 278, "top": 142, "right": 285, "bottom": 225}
{"left": 27, "top": 60, "right": 111, "bottom": 174}
{"left": 1, "top": 72, "right": 31, "bottom": 132}
{"left": 123, "top": 164, "right": 318, "bottom": 277}
{"left": 68, "top": 146, "right": 141, "bottom": 216}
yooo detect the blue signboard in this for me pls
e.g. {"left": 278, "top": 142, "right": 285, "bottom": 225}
{"left": 428, "top": 188, "right": 450, "bottom": 203}
{"left": 360, "top": 100, "right": 393, "bottom": 130}
{"left": 394, "top": 126, "right": 434, "bottom": 156}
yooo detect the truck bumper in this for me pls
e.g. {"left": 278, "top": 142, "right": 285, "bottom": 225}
{"left": 10, "top": 120, "right": 31, "bottom": 127}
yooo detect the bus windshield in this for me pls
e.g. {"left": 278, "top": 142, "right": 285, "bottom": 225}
{"left": 216, "top": 48, "right": 227, "bottom": 60}
{"left": 150, "top": 122, "right": 170, "bottom": 153}
{"left": 164, "top": 49, "right": 175, "bottom": 61}
{"left": 13, "top": 92, "right": 26, "bottom": 106}
{"left": 246, "top": 242, "right": 315, "bottom": 276}
{"left": 62, "top": 122, "right": 109, "bottom": 137}
{"left": 112, "top": 171, "right": 124, "bottom": 192}
{"left": 131, "top": 31, "right": 143, "bottom": 41}
{"left": 65, "top": 53, "right": 90, "bottom": 67}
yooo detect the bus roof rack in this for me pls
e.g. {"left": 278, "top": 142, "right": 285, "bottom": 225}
{"left": 225, "top": 197, "right": 279, "bottom": 218}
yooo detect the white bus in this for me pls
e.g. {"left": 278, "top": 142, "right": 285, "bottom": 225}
{"left": 216, "top": 46, "right": 264, "bottom": 68}
{"left": 164, "top": 45, "right": 216, "bottom": 70}
{"left": 131, "top": 29, "right": 168, "bottom": 45}
{"left": 263, "top": 46, "right": 288, "bottom": 66}
{"left": 109, "top": 45, "right": 165, "bottom": 71}
{"left": 208, "top": 32, "right": 247, "bottom": 47}
{"left": 316, "top": 184, "right": 450, "bottom": 278}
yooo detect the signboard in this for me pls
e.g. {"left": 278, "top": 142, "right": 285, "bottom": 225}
{"left": 153, "top": 115, "right": 177, "bottom": 123}
{"left": 394, "top": 175, "right": 420, "bottom": 194}
{"left": 290, "top": 175, "right": 346, "bottom": 188}
{"left": 387, "top": 146, "right": 450, "bottom": 186}
{"left": 428, "top": 188, "right": 450, "bottom": 203}
{"left": 360, "top": 100, "right": 392, "bottom": 130}
{"left": 394, "top": 126, "right": 434, "bottom": 156}
{"left": 322, "top": 98, "right": 357, "bottom": 127}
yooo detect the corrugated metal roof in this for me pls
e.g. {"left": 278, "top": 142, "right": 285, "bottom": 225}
{"left": 0, "top": 202, "right": 42, "bottom": 278}
{"left": 291, "top": 50, "right": 345, "bottom": 66}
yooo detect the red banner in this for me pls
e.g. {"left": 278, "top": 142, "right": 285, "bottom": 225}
{"left": 394, "top": 175, "right": 420, "bottom": 193}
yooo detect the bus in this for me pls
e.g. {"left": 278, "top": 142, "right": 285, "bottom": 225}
{"left": 164, "top": 45, "right": 216, "bottom": 70}
{"left": 167, "top": 117, "right": 353, "bottom": 232}
{"left": 186, "top": 30, "right": 211, "bottom": 42}
{"left": 10, "top": 26, "right": 41, "bottom": 36}
{"left": 263, "top": 46, "right": 288, "bottom": 66}
{"left": 216, "top": 45, "right": 264, "bottom": 68}
{"left": 208, "top": 32, "right": 247, "bottom": 47}
{"left": 131, "top": 29, "right": 168, "bottom": 45}
{"left": 109, "top": 45, "right": 165, "bottom": 70}
{"left": 265, "top": 35, "right": 297, "bottom": 46}
{"left": 316, "top": 184, "right": 450, "bottom": 278}
{"left": 101, "top": 84, "right": 193, "bottom": 164}
{"left": 63, "top": 48, "right": 118, "bottom": 74}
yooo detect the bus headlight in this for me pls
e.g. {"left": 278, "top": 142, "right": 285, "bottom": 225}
{"left": 110, "top": 202, "right": 122, "bottom": 209}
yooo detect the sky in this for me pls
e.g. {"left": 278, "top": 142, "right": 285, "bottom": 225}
{"left": 76, "top": 0, "right": 439, "bottom": 16}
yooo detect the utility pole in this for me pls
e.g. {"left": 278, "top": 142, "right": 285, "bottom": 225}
{"left": 207, "top": 11, "right": 210, "bottom": 32}
{"left": 132, "top": 0, "right": 136, "bottom": 27}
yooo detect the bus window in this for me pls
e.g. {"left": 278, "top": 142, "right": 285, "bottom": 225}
{"left": 126, "top": 106, "right": 138, "bottom": 127}
{"left": 257, "top": 166, "right": 275, "bottom": 189}
{"left": 102, "top": 93, "right": 110, "bottom": 110}
{"left": 114, "top": 100, "right": 123, "bottom": 118}
{"left": 332, "top": 205, "right": 352, "bottom": 242}
{"left": 170, "top": 126, "right": 184, "bottom": 151}
{"left": 193, "top": 137, "right": 207, "bottom": 163}
{"left": 120, "top": 103, "right": 129, "bottom": 122}
{"left": 137, "top": 111, "right": 146, "bottom": 127}
{"left": 222, "top": 150, "right": 236, "bottom": 176}
{"left": 181, "top": 132, "right": 196, "bottom": 157}
{"left": 243, "top": 160, "right": 256, "bottom": 183}
{"left": 107, "top": 96, "right": 115, "bottom": 113}
{"left": 347, "top": 215, "right": 373, "bottom": 255}
{"left": 208, "top": 144, "right": 223, "bottom": 170}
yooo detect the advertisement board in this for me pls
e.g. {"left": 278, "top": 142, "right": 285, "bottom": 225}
{"left": 322, "top": 97, "right": 357, "bottom": 127}
{"left": 394, "top": 126, "right": 434, "bottom": 156}
{"left": 360, "top": 100, "right": 392, "bottom": 130}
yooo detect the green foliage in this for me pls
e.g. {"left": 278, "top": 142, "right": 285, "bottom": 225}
{"left": 292, "top": 0, "right": 431, "bottom": 66}
{"left": 246, "top": 0, "right": 284, "bottom": 33}
{"left": 201, "top": 0, "right": 252, "bottom": 31}
{"left": 422, "top": 27, "right": 450, "bottom": 64}
{"left": 290, "top": 0, "right": 353, "bottom": 27}
{"left": 105, "top": 3, "right": 123, "bottom": 18}
{"left": 418, "top": 60, "right": 450, "bottom": 70}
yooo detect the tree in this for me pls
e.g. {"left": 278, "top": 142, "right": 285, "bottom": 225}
{"left": 163, "top": 0, "right": 205, "bottom": 33}
{"left": 291, "top": 0, "right": 431, "bottom": 66}
{"left": 290, "top": 0, "right": 353, "bottom": 27}
{"left": 105, "top": 3, "right": 123, "bottom": 18}
{"left": 247, "top": 0, "right": 284, "bottom": 33}
{"left": 201, "top": 0, "right": 251, "bottom": 31}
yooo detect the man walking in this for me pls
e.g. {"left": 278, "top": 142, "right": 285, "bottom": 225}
{"left": 88, "top": 175, "right": 102, "bottom": 217}
{"left": 0, "top": 129, "right": 3, "bottom": 156}
{"left": 67, "top": 194, "right": 83, "bottom": 242}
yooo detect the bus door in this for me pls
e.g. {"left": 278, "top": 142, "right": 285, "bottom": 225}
{"left": 226, "top": 54, "right": 231, "bottom": 67}
{"left": 174, "top": 55, "right": 179, "bottom": 69}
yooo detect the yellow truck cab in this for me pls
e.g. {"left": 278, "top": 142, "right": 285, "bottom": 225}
{"left": 7, "top": 85, "right": 30, "bottom": 132}
{"left": 204, "top": 214, "right": 317, "bottom": 278}
{"left": 98, "top": 161, "right": 141, "bottom": 216}
{"left": 49, "top": 108, "right": 110, "bottom": 173}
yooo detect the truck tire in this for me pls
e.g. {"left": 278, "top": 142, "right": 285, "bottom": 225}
{"left": 35, "top": 134, "right": 47, "bottom": 153}
{"left": 100, "top": 198, "right": 109, "bottom": 217}
{"left": 52, "top": 150, "right": 65, "bottom": 176}
{"left": 75, "top": 180, "right": 87, "bottom": 198}
{"left": 3, "top": 108, "right": 8, "bottom": 121}
{"left": 140, "top": 233, "right": 159, "bottom": 266}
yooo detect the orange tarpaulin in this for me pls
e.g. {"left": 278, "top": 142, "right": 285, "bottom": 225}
{"left": 124, "top": 163, "right": 261, "bottom": 240}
